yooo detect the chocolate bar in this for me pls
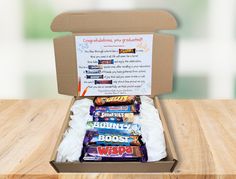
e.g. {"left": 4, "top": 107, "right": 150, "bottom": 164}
{"left": 80, "top": 145, "right": 148, "bottom": 162}
{"left": 93, "top": 112, "right": 134, "bottom": 123}
{"left": 93, "top": 116, "right": 133, "bottom": 123}
{"left": 88, "top": 65, "right": 103, "bottom": 69}
{"left": 86, "top": 121, "right": 142, "bottom": 135}
{"left": 90, "top": 104, "right": 140, "bottom": 115}
{"left": 86, "top": 70, "right": 101, "bottom": 74}
{"left": 94, "top": 96, "right": 141, "bottom": 106}
{"left": 86, "top": 75, "right": 103, "bottom": 79}
{"left": 95, "top": 80, "right": 112, "bottom": 85}
{"left": 119, "top": 48, "right": 136, "bottom": 54}
{"left": 98, "top": 59, "right": 114, "bottom": 64}
{"left": 83, "top": 130, "right": 143, "bottom": 146}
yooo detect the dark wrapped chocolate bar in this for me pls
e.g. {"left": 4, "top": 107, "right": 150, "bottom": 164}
{"left": 80, "top": 145, "right": 148, "bottom": 162}
{"left": 95, "top": 80, "right": 112, "bottom": 85}
{"left": 86, "top": 69, "right": 101, "bottom": 74}
{"left": 98, "top": 59, "right": 114, "bottom": 64}
{"left": 83, "top": 130, "right": 144, "bottom": 146}
{"left": 86, "top": 74, "right": 103, "bottom": 79}
{"left": 93, "top": 112, "right": 134, "bottom": 123}
{"left": 94, "top": 96, "right": 141, "bottom": 106}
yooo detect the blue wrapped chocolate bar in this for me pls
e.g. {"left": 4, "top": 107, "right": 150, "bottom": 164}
{"left": 90, "top": 104, "right": 140, "bottom": 115}
{"left": 86, "top": 121, "right": 142, "bottom": 135}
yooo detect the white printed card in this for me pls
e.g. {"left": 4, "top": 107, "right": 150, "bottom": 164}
{"left": 75, "top": 34, "right": 153, "bottom": 96}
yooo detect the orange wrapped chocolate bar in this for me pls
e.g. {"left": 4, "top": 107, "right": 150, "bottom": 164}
{"left": 94, "top": 96, "right": 141, "bottom": 106}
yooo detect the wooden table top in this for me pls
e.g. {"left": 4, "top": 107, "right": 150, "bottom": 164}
{"left": 0, "top": 99, "right": 235, "bottom": 179}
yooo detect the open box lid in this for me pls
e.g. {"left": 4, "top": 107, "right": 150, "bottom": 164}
{"left": 51, "top": 10, "right": 177, "bottom": 97}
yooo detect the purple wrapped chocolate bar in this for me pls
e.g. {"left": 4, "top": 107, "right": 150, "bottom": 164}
{"left": 94, "top": 96, "right": 141, "bottom": 106}
{"left": 83, "top": 130, "right": 143, "bottom": 146}
{"left": 80, "top": 145, "right": 148, "bottom": 162}
{"left": 93, "top": 112, "right": 134, "bottom": 123}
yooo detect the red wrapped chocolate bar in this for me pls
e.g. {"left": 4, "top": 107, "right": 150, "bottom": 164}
{"left": 80, "top": 145, "right": 148, "bottom": 162}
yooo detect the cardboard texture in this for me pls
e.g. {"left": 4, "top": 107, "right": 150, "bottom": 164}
{"left": 50, "top": 10, "right": 178, "bottom": 173}
{"left": 52, "top": 10, "right": 176, "bottom": 97}
{"left": 51, "top": 10, "right": 176, "bottom": 33}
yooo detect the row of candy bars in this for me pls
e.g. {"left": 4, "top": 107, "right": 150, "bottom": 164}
{"left": 80, "top": 96, "right": 148, "bottom": 162}
{"left": 91, "top": 96, "right": 141, "bottom": 123}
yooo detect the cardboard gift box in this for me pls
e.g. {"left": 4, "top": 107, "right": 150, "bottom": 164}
{"left": 49, "top": 10, "right": 178, "bottom": 173}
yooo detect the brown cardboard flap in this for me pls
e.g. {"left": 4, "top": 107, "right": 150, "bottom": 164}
{"left": 54, "top": 36, "right": 78, "bottom": 96}
{"left": 51, "top": 10, "right": 177, "bottom": 33}
{"left": 152, "top": 34, "right": 175, "bottom": 96}
{"left": 54, "top": 33, "right": 174, "bottom": 96}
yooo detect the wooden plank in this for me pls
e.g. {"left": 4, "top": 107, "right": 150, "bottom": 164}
{"left": 58, "top": 174, "right": 236, "bottom": 179}
{"left": 0, "top": 99, "right": 71, "bottom": 176}
{"left": 160, "top": 100, "right": 216, "bottom": 174}
{"left": 0, "top": 99, "right": 236, "bottom": 179}
{"left": 160, "top": 100, "right": 236, "bottom": 175}
{"left": 192, "top": 100, "right": 236, "bottom": 174}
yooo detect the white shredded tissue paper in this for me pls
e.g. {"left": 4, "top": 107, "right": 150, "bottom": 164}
{"left": 56, "top": 96, "right": 167, "bottom": 162}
